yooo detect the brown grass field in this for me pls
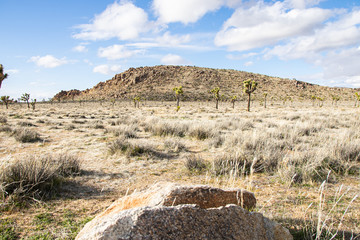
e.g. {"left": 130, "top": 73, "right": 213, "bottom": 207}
{"left": 0, "top": 99, "right": 359, "bottom": 239}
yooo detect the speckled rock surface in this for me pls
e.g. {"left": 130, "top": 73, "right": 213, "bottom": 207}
{"left": 76, "top": 183, "right": 292, "bottom": 240}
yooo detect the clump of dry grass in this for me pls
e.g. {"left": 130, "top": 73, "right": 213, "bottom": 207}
{"left": 145, "top": 120, "right": 188, "bottom": 137}
{"left": 12, "top": 127, "right": 42, "bottom": 143}
{"left": 0, "top": 154, "right": 81, "bottom": 205}
{"left": 0, "top": 125, "right": 12, "bottom": 133}
{"left": 285, "top": 181, "right": 359, "bottom": 240}
{"left": 17, "top": 121, "right": 36, "bottom": 127}
{"left": 0, "top": 115, "right": 7, "bottom": 124}
{"left": 108, "top": 138, "right": 161, "bottom": 158}
{"left": 164, "top": 138, "right": 186, "bottom": 153}
{"left": 188, "top": 124, "right": 217, "bottom": 140}
{"left": 185, "top": 155, "right": 207, "bottom": 173}
{"left": 106, "top": 124, "right": 138, "bottom": 138}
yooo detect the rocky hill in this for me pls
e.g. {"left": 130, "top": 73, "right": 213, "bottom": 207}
{"left": 54, "top": 65, "right": 357, "bottom": 101}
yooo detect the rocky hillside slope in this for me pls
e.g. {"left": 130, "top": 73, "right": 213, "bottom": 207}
{"left": 54, "top": 65, "right": 357, "bottom": 101}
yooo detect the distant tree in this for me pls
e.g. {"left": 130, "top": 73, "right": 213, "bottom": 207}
{"left": 0, "top": 64, "right": 8, "bottom": 88}
{"left": 311, "top": 95, "right": 316, "bottom": 106}
{"left": 332, "top": 95, "right": 340, "bottom": 106}
{"left": 173, "top": 86, "right": 183, "bottom": 107}
{"left": 316, "top": 96, "right": 324, "bottom": 107}
{"left": 210, "top": 87, "right": 220, "bottom": 109}
{"left": 30, "top": 99, "right": 37, "bottom": 110}
{"left": 263, "top": 93, "right": 268, "bottom": 108}
{"left": 355, "top": 92, "right": 360, "bottom": 107}
{"left": 230, "top": 96, "right": 237, "bottom": 109}
{"left": 110, "top": 98, "right": 116, "bottom": 107}
{"left": 21, "top": 93, "right": 30, "bottom": 108}
{"left": 1, "top": 96, "right": 12, "bottom": 109}
{"left": 243, "top": 80, "right": 257, "bottom": 112}
{"left": 133, "top": 96, "right": 140, "bottom": 108}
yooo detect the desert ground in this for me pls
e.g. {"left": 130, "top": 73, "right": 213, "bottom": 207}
{"left": 0, "top": 99, "right": 359, "bottom": 239}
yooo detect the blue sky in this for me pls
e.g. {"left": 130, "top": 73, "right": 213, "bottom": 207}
{"left": 1, "top": 0, "right": 359, "bottom": 100}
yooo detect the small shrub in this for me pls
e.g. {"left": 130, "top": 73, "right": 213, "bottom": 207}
{"left": 212, "top": 153, "right": 248, "bottom": 176}
{"left": 0, "top": 126, "right": 12, "bottom": 133}
{"left": 185, "top": 155, "right": 207, "bottom": 173}
{"left": 54, "top": 154, "right": 81, "bottom": 177}
{"left": 17, "top": 121, "right": 36, "bottom": 127}
{"left": 208, "top": 135, "right": 224, "bottom": 148}
{"left": 72, "top": 120, "right": 86, "bottom": 124}
{"left": 164, "top": 138, "right": 186, "bottom": 152}
{"left": 149, "top": 121, "right": 188, "bottom": 137}
{"left": 12, "top": 128, "right": 42, "bottom": 143}
{"left": 107, "top": 124, "right": 137, "bottom": 138}
{"left": 108, "top": 138, "right": 162, "bottom": 158}
{"left": 108, "top": 137, "right": 129, "bottom": 155}
{"left": 188, "top": 125, "right": 215, "bottom": 140}
{"left": 0, "top": 154, "right": 81, "bottom": 203}
{"left": 64, "top": 124, "right": 75, "bottom": 131}
{"left": 93, "top": 124, "right": 104, "bottom": 129}
{"left": 0, "top": 116, "right": 7, "bottom": 124}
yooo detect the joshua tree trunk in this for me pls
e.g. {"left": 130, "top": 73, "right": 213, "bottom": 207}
{"left": 176, "top": 97, "right": 180, "bottom": 107}
{"left": 264, "top": 96, "right": 267, "bottom": 108}
{"left": 215, "top": 99, "right": 218, "bottom": 109}
{"left": 248, "top": 93, "right": 251, "bottom": 112}
{"left": 232, "top": 101, "right": 235, "bottom": 109}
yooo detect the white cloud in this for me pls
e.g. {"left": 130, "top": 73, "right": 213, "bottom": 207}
{"left": 7, "top": 69, "right": 19, "bottom": 74}
{"left": 156, "top": 32, "right": 191, "bottom": 46}
{"left": 153, "top": 0, "right": 223, "bottom": 24}
{"left": 264, "top": 8, "right": 360, "bottom": 88}
{"left": 244, "top": 61, "right": 253, "bottom": 67}
{"left": 93, "top": 64, "right": 122, "bottom": 75}
{"left": 73, "top": 1, "right": 150, "bottom": 41}
{"left": 215, "top": 1, "right": 332, "bottom": 51}
{"left": 73, "top": 44, "right": 88, "bottom": 52}
{"left": 98, "top": 44, "right": 142, "bottom": 60}
{"left": 266, "top": 9, "right": 360, "bottom": 60}
{"left": 161, "top": 54, "right": 190, "bottom": 65}
{"left": 322, "top": 47, "right": 360, "bottom": 81}
{"left": 226, "top": 52, "right": 259, "bottom": 60}
{"left": 29, "top": 55, "right": 68, "bottom": 68}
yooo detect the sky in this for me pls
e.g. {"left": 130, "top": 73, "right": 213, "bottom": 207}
{"left": 1, "top": 0, "right": 360, "bottom": 100}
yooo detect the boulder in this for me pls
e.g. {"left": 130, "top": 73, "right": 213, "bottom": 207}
{"left": 76, "top": 182, "right": 292, "bottom": 240}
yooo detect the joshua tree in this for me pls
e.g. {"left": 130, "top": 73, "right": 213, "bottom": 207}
{"left": 110, "top": 98, "right": 116, "bottom": 107}
{"left": 355, "top": 92, "right": 360, "bottom": 107}
{"left": 0, "top": 64, "right": 8, "bottom": 89}
{"left": 316, "top": 97, "right": 324, "bottom": 107}
{"left": 1, "top": 96, "right": 11, "bottom": 109}
{"left": 133, "top": 96, "right": 140, "bottom": 108}
{"left": 263, "top": 93, "right": 268, "bottom": 108}
{"left": 243, "top": 79, "right": 257, "bottom": 112}
{"left": 30, "top": 99, "right": 37, "bottom": 110}
{"left": 211, "top": 87, "right": 220, "bottom": 109}
{"left": 332, "top": 95, "right": 340, "bottom": 106}
{"left": 311, "top": 95, "right": 316, "bottom": 106}
{"left": 21, "top": 93, "right": 30, "bottom": 108}
{"left": 230, "top": 96, "right": 237, "bottom": 109}
{"left": 173, "top": 86, "right": 183, "bottom": 107}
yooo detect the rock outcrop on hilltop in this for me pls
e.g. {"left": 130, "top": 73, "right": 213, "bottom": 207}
{"left": 54, "top": 65, "right": 355, "bottom": 101}
{"left": 53, "top": 89, "right": 81, "bottom": 101}
{"left": 76, "top": 182, "right": 292, "bottom": 240}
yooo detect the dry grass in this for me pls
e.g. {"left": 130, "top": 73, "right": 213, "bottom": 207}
{"left": 0, "top": 100, "right": 359, "bottom": 239}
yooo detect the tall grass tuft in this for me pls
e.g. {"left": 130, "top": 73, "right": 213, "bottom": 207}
{"left": 0, "top": 154, "right": 81, "bottom": 204}
{"left": 12, "top": 127, "right": 42, "bottom": 143}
